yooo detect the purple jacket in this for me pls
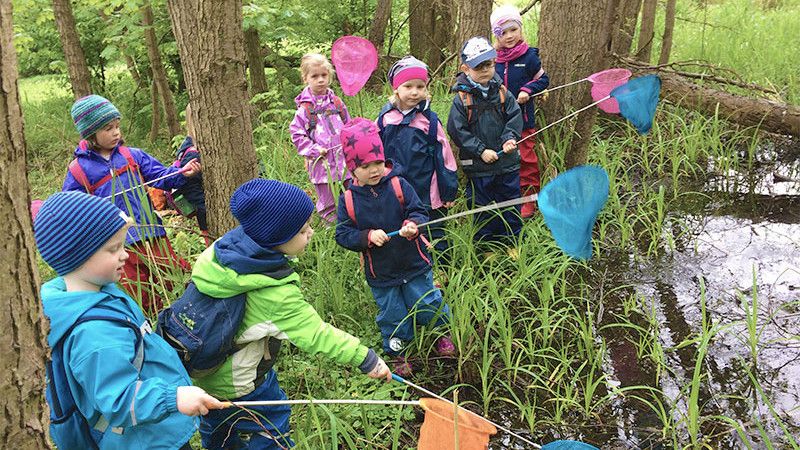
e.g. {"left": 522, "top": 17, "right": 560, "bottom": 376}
{"left": 62, "top": 140, "right": 188, "bottom": 244}
{"left": 289, "top": 87, "right": 351, "bottom": 184}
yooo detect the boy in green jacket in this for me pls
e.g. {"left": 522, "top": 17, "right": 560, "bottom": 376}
{"left": 191, "top": 179, "right": 391, "bottom": 449}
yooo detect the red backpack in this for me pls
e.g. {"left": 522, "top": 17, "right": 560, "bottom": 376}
{"left": 68, "top": 146, "right": 139, "bottom": 195}
{"left": 343, "top": 175, "right": 404, "bottom": 226}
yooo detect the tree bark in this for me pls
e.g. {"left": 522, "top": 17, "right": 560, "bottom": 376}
{"left": 367, "top": 0, "right": 392, "bottom": 52}
{"left": 142, "top": 2, "right": 181, "bottom": 137}
{"left": 611, "top": 0, "right": 642, "bottom": 56}
{"left": 0, "top": 1, "right": 51, "bottom": 447}
{"left": 636, "top": 0, "right": 657, "bottom": 63}
{"left": 51, "top": 0, "right": 92, "bottom": 98}
{"left": 457, "top": 0, "right": 492, "bottom": 46}
{"left": 539, "top": 0, "right": 615, "bottom": 168}
{"left": 658, "top": 0, "right": 677, "bottom": 65}
{"left": 244, "top": 27, "right": 268, "bottom": 111}
{"left": 167, "top": 0, "right": 259, "bottom": 236}
{"left": 660, "top": 73, "right": 800, "bottom": 136}
{"left": 149, "top": 80, "right": 161, "bottom": 142}
{"left": 409, "top": 0, "right": 454, "bottom": 69}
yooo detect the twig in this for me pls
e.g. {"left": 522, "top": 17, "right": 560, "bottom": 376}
{"left": 430, "top": 52, "right": 458, "bottom": 80}
{"left": 519, "top": 0, "right": 542, "bottom": 16}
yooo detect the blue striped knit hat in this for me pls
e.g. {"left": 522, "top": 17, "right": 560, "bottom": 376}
{"left": 34, "top": 191, "right": 130, "bottom": 276}
{"left": 230, "top": 179, "right": 314, "bottom": 249}
{"left": 70, "top": 94, "right": 121, "bottom": 139}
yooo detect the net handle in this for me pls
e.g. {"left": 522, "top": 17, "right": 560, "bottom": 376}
{"left": 517, "top": 95, "right": 610, "bottom": 145}
{"left": 530, "top": 77, "right": 588, "bottom": 98}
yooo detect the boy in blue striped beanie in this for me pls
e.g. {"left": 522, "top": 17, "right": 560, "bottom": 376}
{"left": 65, "top": 94, "right": 202, "bottom": 313}
{"left": 184, "top": 179, "right": 391, "bottom": 449}
{"left": 33, "top": 191, "right": 223, "bottom": 450}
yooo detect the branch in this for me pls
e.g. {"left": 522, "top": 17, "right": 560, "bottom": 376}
{"left": 519, "top": 0, "right": 542, "bottom": 16}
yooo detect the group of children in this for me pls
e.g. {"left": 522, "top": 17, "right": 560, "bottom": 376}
{"left": 34, "top": 4, "right": 548, "bottom": 449}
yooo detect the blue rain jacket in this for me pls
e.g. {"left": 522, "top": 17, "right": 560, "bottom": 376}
{"left": 495, "top": 47, "right": 549, "bottom": 129}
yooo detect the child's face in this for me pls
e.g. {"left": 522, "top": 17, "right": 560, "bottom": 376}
{"left": 67, "top": 224, "right": 130, "bottom": 290}
{"left": 93, "top": 119, "right": 122, "bottom": 152}
{"left": 353, "top": 160, "right": 386, "bottom": 186}
{"left": 394, "top": 79, "right": 428, "bottom": 110}
{"left": 498, "top": 24, "right": 523, "bottom": 49}
{"left": 463, "top": 59, "right": 496, "bottom": 85}
{"left": 275, "top": 219, "right": 314, "bottom": 257}
{"left": 305, "top": 64, "right": 331, "bottom": 95}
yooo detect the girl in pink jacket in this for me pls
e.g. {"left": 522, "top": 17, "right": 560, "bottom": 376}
{"left": 290, "top": 53, "right": 351, "bottom": 222}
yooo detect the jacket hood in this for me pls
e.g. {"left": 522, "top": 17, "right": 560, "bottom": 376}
{"left": 294, "top": 86, "right": 337, "bottom": 108}
{"left": 192, "top": 226, "right": 296, "bottom": 298}
{"left": 177, "top": 136, "right": 194, "bottom": 158}
{"left": 452, "top": 72, "right": 503, "bottom": 94}
{"left": 383, "top": 98, "right": 431, "bottom": 114}
{"left": 41, "top": 277, "right": 139, "bottom": 347}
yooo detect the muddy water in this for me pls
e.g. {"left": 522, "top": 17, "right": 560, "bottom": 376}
{"left": 597, "top": 139, "right": 800, "bottom": 448}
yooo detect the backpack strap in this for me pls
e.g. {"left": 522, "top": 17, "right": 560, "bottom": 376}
{"left": 47, "top": 309, "right": 145, "bottom": 438}
{"left": 343, "top": 174, "right": 404, "bottom": 226}
{"left": 424, "top": 110, "right": 440, "bottom": 146}
{"left": 69, "top": 146, "right": 140, "bottom": 195}
{"left": 458, "top": 91, "right": 474, "bottom": 123}
{"left": 332, "top": 96, "right": 347, "bottom": 123}
{"left": 302, "top": 102, "right": 318, "bottom": 132}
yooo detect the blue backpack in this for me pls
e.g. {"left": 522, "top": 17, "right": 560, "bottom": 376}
{"left": 156, "top": 282, "right": 247, "bottom": 377}
{"left": 46, "top": 309, "right": 144, "bottom": 450}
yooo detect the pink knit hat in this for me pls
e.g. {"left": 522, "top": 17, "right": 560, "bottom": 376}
{"left": 491, "top": 5, "right": 523, "bottom": 37}
{"left": 387, "top": 56, "right": 429, "bottom": 89}
{"left": 341, "top": 117, "right": 385, "bottom": 171}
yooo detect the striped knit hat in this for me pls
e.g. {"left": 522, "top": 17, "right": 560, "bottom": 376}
{"left": 70, "top": 94, "right": 121, "bottom": 139}
{"left": 230, "top": 179, "right": 314, "bottom": 249}
{"left": 387, "top": 56, "right": 429, "bottom": 89}
{"left": 34, "top": 191, "right": 130, "bottom": 276}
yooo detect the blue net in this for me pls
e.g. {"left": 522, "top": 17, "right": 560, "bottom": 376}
{"left": 538, "top": 165, "right": 610, "bottom": 260}
{"left": 610, "top": 74, "right": 661, "bottom": 134}
{"left": 541, "top": 440, "right": 600, "bottom": 450}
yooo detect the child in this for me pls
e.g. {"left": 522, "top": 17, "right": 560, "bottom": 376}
{"left": 188, "top": 178, "right": 391, "bottom": 449}
{"left": 63, "top": 94, "right": 202, "bottom": 313}
{"left": 377, "top": 56, "right": 459, "bottom": 265}
{"left": 171, "top": 103, "right": 209, "bottom": 244}
{"left": 34, "top": 191, "right": 222, "bottom": 450}
{"left": 491, "top": 5, "right": 550, "bottom": 218}
{"left": 290, "top": 53, "right": 351, "bottom": 223}
{"left": 446, "top": 37, "right": 523, "bottom": 245}
{"left": 335, "top": 118, "right": 455, "bottom": 377}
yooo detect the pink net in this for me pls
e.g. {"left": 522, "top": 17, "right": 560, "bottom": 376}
{"left": 587, "top": 68, "right": 631, "bottom": 113}
{"left": 331, "top": 36, "right": 378, "bottom": 96}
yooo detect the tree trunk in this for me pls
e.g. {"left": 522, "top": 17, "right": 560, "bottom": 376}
{"left": 149, "top": 80, "right": 161, "bottom": 142}
{"left": 539, "top": 0, "right": 614, "bottom": 168}
{"left": 660, "top": 73, "right": 800, "bottom": 136}
{"left": 636, "top": 0, "right": 657, "bottom": 63}
{"left": 142, "top": 2, "right": 181, "bottom": 137}
{"left": 658, "top": 0, "right": 677, "bottom": 65}
{"left": 457, "top": 0, "right": 492, "bottom": 46}
{"left": 611, "top": 0, "right": 642, "bottom": 56}
{"left": 167, "top": 0, "right": 259, "bottom": 236}
{"left": 51, "top": 0, "right": 92, "bottom": 98}
{"left": 244, "top": 27, "right": 268, "bottom": 111}
{"left": 409, "top": 0, "right": 454, "bottom": 70}
{"left": 368, "top": 0, "right": 392, "bottom": 52}
{"left": 0, "top": 1, "right": 51, "bottom": 447}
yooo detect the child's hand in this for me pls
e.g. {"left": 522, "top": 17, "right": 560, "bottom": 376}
{"left": 502, "top": 140, "right": 517, "bottom": 154}
{"left": 517, "top": 91, "right": 530, "bottom": 104}
{"left": 442, "top": 201, "right": 455, "bottom": 208}
{"left": 183, "top": 160, "right": 201, "bottom": 177}
{"left": 177, "top": 386, "right": 224, "bottom": 416}
{"left": 540, "top": 90, "right": 549, "bottom": 102}
{"left": 319, "top": 147, "right": 329, "bottom": 156}
{"left": 481, "top": 149, "right": 499, "bottom": 164}
{"left": 399, "top": 221, "right": 418, "bottom": 238}
{"left": 366, "top": 356, "right": 392, "bottom": 382}
{"left": 369, "top": 229, "right": 390, "bottom": 247}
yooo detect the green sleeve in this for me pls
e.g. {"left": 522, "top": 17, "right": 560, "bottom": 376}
{"left": 251, "top": 283, "right": 369, "bottom": 367}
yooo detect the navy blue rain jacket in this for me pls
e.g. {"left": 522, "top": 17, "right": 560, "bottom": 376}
{"left": 495, "top": 47, "right": 549, "bottom": 129}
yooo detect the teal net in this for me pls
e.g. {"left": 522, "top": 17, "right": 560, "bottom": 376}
{"left": 538, "top": 165, "right": 610, "bottom": 260}
{"left": 610, "top": 74, "right": 661, "bottom": 134}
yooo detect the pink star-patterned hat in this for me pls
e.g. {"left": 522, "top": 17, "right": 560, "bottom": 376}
{"left": 340, "top": 117, "right": 385, "bottom": 171}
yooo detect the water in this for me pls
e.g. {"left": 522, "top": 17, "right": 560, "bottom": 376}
{"left": 596, "top": 137, "right": 800, "bottom": 448}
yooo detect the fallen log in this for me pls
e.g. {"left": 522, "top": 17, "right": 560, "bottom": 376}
{"left": 658, "top": 72, "right": 800, "bottom": 136}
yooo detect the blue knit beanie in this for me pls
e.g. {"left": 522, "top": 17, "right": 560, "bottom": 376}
{"left": 34, "top": 191, "right": 130, "bottom": 276}
{"left": 230, "top": 179, "right": 314, "bottom": 249}
{"left": 70, "top": 94, "right": 121, "bottom": 139}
